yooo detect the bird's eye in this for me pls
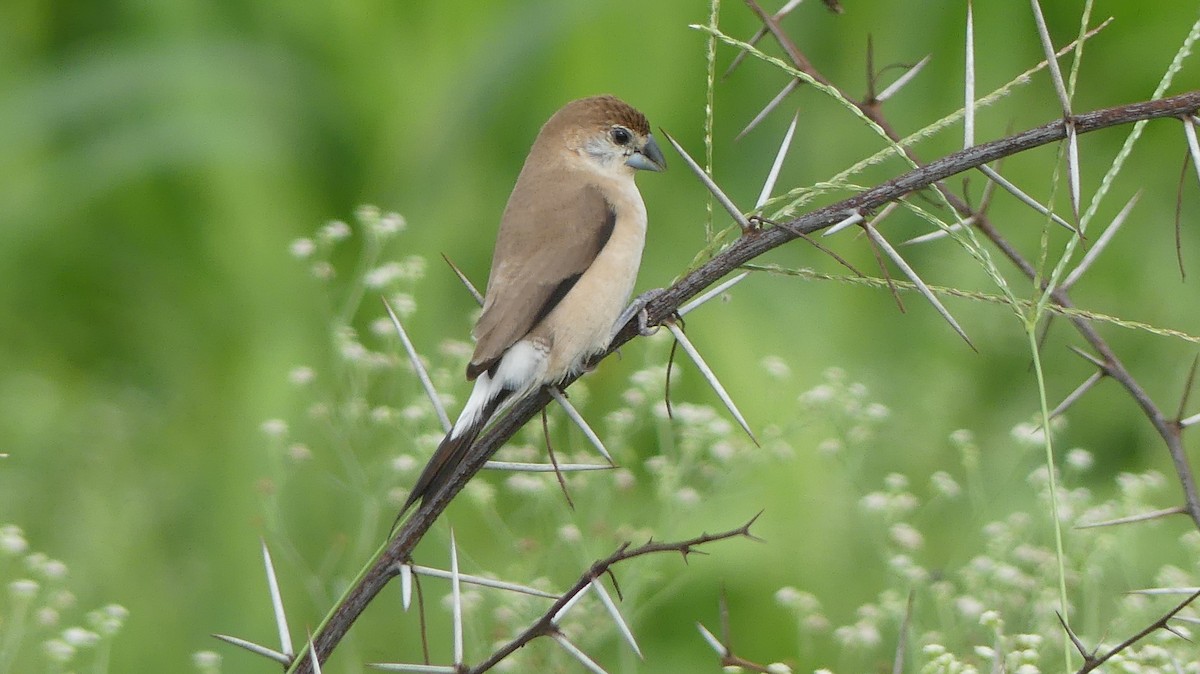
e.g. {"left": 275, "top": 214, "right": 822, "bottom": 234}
{"left": 610, "top": 126, "right": 632, "bottom": 146}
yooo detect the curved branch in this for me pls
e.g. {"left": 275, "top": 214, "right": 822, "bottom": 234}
{"left": 290, "top": 90, "right": 1200, "bottom": 673}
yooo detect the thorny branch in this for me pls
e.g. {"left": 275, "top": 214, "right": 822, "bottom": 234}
{"left": 753, "top": 0, "right": 1200, "bottom": 528}
{"left": 274, "top": 9, "right": 1200, "bottom": 672}
{"left": 467, "top": 517, "right": 760, "bottom": 674}
{"left": 743, "top": 0, "right": 1200, "bottom": 531}
{"left": 695, "top": 590, "right": 783, "bottom": 673}
{"left": 288, "top": 87, "right": 1200, "bottom": 674}
{"left": 738, "top": 6, "right": 1200, "bottom": 672}
{"left": 1064, "top": 589, "right": 1200, "bottom": 673}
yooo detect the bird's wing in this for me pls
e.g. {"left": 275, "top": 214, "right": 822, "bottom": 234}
{"left": 467, "top": 177, "right": 616, "bottom": 380}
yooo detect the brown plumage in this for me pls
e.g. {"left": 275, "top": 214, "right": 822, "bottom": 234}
{"left": 399, "top": 95, "right": 665, "bottom": 519}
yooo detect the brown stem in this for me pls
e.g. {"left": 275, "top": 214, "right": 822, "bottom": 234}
{"left": 1073, "top": 589, "right": 1200, "bottom": 673}
{"left": 469, "top": 517, "right": 758, "bottom": 673}
{"left": 289, "top": 91, "right": 1200, "bottom": 673}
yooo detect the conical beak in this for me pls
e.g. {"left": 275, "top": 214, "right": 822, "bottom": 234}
{"left": 626, "top": 134, "right": 667, "bottom": 172}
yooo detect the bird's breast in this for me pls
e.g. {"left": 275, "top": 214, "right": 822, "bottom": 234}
{"left": 533, "top": 183, "right": 647, "bottom": 381}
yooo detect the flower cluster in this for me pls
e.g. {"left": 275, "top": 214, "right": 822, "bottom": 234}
{"left": 1, "top": 524, "right": 128, "bottom": 672}
{"left": 763, "top": 399, "right": 1198, "bottom": 673}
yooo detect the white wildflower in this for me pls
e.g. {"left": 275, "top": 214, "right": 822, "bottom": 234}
{"left": 62, "top": 626, "right": 99, "bottom": 647}
{"left": 289, "top": 238, "right": 316, "bottom": 259}
{"left": 286, "top": 444, "right": 312, "bottom": 462}
{"left": 1010, "top": 421, "right": 1045, "bottom": 446}
{"left": 43, "top": 639, "right": 74, "bottom": 663}
{"left": 319, "top": 220, "right": 352, "bottom": 242}
{"left": 310, "top": 261, "right": 335, "bottom": 279}
{"left": 260, "top": 419, "right": 288, "bottom": 438}
{"left": 193, "top": 650, "right": 222, "bottom": 670}
{"left": 378, "top": 212, "right": 407, "bottom": 235}
{"left": 287, "top": 366, "right": 315, "bottom": 386}
{"left": 761, "top": 356, "right": 790, "bottom": 378}
{"left": 1065, "top": 448, "right": 1093, "bottom": 471}
{"left": 889, "top": 523, "right": 924, "bottom": 551}
{"left": 40, "top": 559, "right": 67, "bottom": 580}
{"left": 0, "top": 525, "right": 27, "bottom": 556}
{"left": 930, "top": 471, "right": 961, "bottom": 497}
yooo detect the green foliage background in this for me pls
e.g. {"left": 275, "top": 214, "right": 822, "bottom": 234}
{"left": 1, "top": 1, "right": 1198, "bottom": 672}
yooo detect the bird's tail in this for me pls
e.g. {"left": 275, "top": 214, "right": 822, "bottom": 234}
{"left": 396, "top": 373, "right": 512, "bottom": 522}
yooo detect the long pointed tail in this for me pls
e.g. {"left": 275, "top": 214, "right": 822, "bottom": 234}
{"left": 396, "top": 377, "right": 512, "bottom": 520}
{"left": 395, "top": 340, "right": 547, "bottom": 528}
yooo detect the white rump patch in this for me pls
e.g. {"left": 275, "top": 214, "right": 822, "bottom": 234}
{"left": 449, "top": 340, "right": 548, "bottom": 439}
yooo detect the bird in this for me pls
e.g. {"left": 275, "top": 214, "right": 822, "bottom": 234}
{"left": 399, "top": 95, "right": 666, "bottom": 517}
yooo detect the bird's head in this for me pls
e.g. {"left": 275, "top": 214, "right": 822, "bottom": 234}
{"left": 546, "top": 95, "right": 667, "bottom": 177}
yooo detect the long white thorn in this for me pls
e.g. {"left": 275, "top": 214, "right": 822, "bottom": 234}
{"left": 1063, "top": 190, "right": 1140, "bottom": 288}
{"left": 907, "top": 166, "right": 995, "bottom": 245}
{"left": 963, "top": 0, "right": 975, "bottom": 148}
{"left": 400, "top": 562, "right": 413, "bottom": 611}
{"left": 665, "top": 321, "right": 758, "bottom": 444}
{"left": 1047, "top": 371, "right": 1103, "bottom": 420}
{"left": 1030, "top": 0, "right": 1072, "bottom": 114}
{"left": 548, "top": 387, "right": 613, "bottom": 463}
{"left": 1076, "top": 506, "right": 1186, "bottom": 529}
{"left": 449, "top": 531, "right": 463, "bottom": 666}
{"left": 1066, "top": 123, "right": 1081, "bottom": 222}
{"left": 483, "top": 460, "right": 611, "bottom": 473}
{"left": 724, "top": 0, "right": 806, "bottom": 79}
{"left": 443, "top": 254, "right": 484, "bottom": 306}
{"left": 1128, "top": 586, "right": 1200, "bottom": 596}
{"left": 662, "top": 130, "right": 752, "bottom": 232}
{"left": 1184, "top": 118, "right": 1200, "bottom": 191}
{"left": 737, "top": 80, "right": 800, "bottom": 140}
{"left": 696, "top": 622, "right": 728, "bottom": 656}
{"left": 977, "top": 165, "right": 1075, "bottom": 232}
{"left": 409, "top": 564, "right": 558, "bottom": 599}
{"left": 827, "top": 203, "right": 896, "bottom": 239}
{"left": 211, "top": 634, "right": 291, "bottom": 665}
{"left": 903, "top": 220, "right": 969, "bottom": 246}
{"left": 679, "top": 272, "right": 751, "bottom": 316}
{"left": 368, "top": 663, "right": 457, "bottom": 673}
{"left": 1030, "top": 0, "right": 1080, "bottom": 220}
{"left": 823, "top": 210, "right": 866, "bottom": 237}
{"left": 863, "top": 223, "right": 975, "bottom": 349}
{"left": 877, "top": 55, "right": 931, "bottom": 103}
{"left": 260, "top": 540, "right": 293, "bottom": 657}
{"left": 552, "top": 633, "right": 611, "bottom": 674}
{"left": 383, "top": 298, "right": 452, "bottom": 433}
{"left": 308, "top": 636, "right": 323, "bottom": 674}
{"left": 552, "top": 586, "right": 589, "bottom": 624}
{"left": 756, "top": 111, "right": 800, "bottom": 209}
{"left": 590, "top": 578, "right": 643, "bottom": 659}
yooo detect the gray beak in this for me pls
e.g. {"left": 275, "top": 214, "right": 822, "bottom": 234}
{"left": 626, "top": 134, "right": 667, "bottom": 172}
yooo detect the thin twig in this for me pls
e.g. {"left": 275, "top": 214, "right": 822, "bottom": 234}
{"left": 466, "top": 517, "right": 759, "bottom": 673}
{"left": 289, "top": 91, "right": 1200, "bottom": 673}
{"left": 1072, "top": 590, "right": 1200, "bottom": 673}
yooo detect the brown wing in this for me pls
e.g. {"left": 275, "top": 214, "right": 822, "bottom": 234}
{"left": 467, "top": 172, "right": 616, "bottom": 380}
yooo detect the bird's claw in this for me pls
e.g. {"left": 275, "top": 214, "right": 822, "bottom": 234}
{"left": 635, "top": 306, "right": 658, "bottom": 336}
{"left": 612, "top": 288, "right": 665, "bottom": 344}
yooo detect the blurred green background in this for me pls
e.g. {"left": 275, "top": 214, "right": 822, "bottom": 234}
{"left": 2, "top": 1, "right": 1199, "bottom": 672}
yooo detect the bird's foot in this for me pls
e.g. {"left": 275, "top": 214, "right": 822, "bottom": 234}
{"left": 612, "top": 288, "right": 665, "bottom": 345}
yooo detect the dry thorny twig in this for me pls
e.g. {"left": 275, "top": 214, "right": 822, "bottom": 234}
{"left": 245, "top": 5, "right": 1200, "bottom": 672}
{"left": 461, "top": 516, "right": 761, "bottom": 674}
